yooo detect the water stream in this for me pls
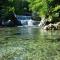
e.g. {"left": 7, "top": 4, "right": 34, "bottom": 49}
{"left": 0, "top": 14, "right": 60, "bottom": 60}
{"left": 0, "top": 27, "right": 60, "bottom": 60}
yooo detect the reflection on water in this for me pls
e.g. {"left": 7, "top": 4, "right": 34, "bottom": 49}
{"left": 0, "top": 27, "right": 60, "bottom": 60}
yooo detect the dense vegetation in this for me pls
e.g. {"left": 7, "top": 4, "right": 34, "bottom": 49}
{"left": 0, "top": 0, "right": 30, "bottom": 20}
{"left": 28, "top": 0, "right": 60, "bottom": 21}
{"left": 0, "top": 0, "right": 60, "bottom": 22}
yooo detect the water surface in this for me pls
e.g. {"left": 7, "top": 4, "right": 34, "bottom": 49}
{"left": 0, "top": 27, "right": 60, "bottom": 60}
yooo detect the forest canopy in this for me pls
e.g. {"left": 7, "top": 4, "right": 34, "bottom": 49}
{"left": 0, "top": 0, "right": 60, "bottom": 21}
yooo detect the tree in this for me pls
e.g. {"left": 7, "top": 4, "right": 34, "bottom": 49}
{"left": 28, "top": 0, "right": 60, "bottom": 21}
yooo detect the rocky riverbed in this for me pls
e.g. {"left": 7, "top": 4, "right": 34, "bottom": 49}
{"left": 43, "top": 22, "right": 60, "bottom": 30}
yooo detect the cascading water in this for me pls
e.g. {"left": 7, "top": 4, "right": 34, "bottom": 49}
{"left": 28, "top": 19, "right": 34, "bottom": 26}
{"left": 16, "top": 15, "right": 34, "bottom": 26}
{"left": 14, "top": 14, "right": 47, "bottom": 27}
{"left": 15, "top": 14, "right": 41, "bottom": 27}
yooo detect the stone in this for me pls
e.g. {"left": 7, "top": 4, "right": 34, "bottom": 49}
{"left": 43, "top": 23, "right": 57, "bottom": 30}
{"left": 1, "top": 13, "right": 22, "bottom": 27}
{"left": 56, "top": 22, "right": 60, "bottom": 29}
{"left": 43, "top": 25, "right": 49, "bottom": 30}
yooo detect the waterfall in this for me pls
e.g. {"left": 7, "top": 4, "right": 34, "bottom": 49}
{"left": 16, "top": 15, "right": 34, "bottom": 26}
{"left": 15, "top": 15, "right": 41, "bottom": 27}
{"left": 28, "top": 19, "right": 34, "bottom": 26}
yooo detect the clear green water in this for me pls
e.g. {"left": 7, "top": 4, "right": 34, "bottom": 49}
{"left": 0, "top": 27, "right": 60, "bottom": 60}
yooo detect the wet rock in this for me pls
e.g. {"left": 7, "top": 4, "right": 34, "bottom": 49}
{"left": 56, "top": 22, "right": 60, "bottom": 29}
{"left": 44, "top": 23, "right": 57, "bottom": 30}
{"left": 0, "top": 13, "right": 22, "bottom": 27}
{"left": 43, "top": 25, "right": 49, "bottom": 30}
{"left": 8, "top": 13, "right": 22, "bottom": 26}
{"left": 5, "top": 20, "right": 15, "bottom": 27}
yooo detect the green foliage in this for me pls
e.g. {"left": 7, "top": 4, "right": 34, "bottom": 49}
{"left": 29, "top": 0, "right": 60, "bottom": 21}
{"left": 29, "top": 0, "right": 50, "bottom": 16}
{"left": 53, "top": 5, "right": 60, "bottom": 12}
{"left": 12, "top": 0, "right": 29, "bottom": 15}
{"left": 0, "top": 0, "right": 30, "bottom": 21}
{"left": 0, "top": 0, "right": 15, "bottom": 20}
{"left": 0, "top": 0, "right": 60, "bottom": 22}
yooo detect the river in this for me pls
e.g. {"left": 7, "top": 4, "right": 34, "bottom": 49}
{"left": 0, "top": 27, "right": 60, "bottom": 60}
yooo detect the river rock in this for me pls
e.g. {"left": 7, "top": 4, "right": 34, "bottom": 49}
{"left": 0, "top": 13, "right": 22, "bottom": 27}
{"left": 44, "top": 23, "right": 57, "bottom": 30}
{"left": 43, "top": 25, "right": 49, "bottom": 30}
{"left": 56, "top": 22, "right": 60, "bottom": 29}
{"left": 8, "top": 13, "right": 22, "bottom": 26}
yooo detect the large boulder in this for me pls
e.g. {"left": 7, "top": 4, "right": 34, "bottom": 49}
{"left": 44, "top": 23, "right": 57, "bottom": 30}
{"left": 8, "top": 13, "right": 22, "bottom": 26}
{"left": 1, "top": 13, "right": 22, "bottom": 27}
{"left": 56, "top": 22, "right": 60, "bottom": 29}
{"left": 5, "top": 20, "right": 15, "bottom": 27}
{"left": 4, "top": 19, "right": 22, "bottom": 27}
{"left": 43, "top": 25, "right": 49, "bottom": 30}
